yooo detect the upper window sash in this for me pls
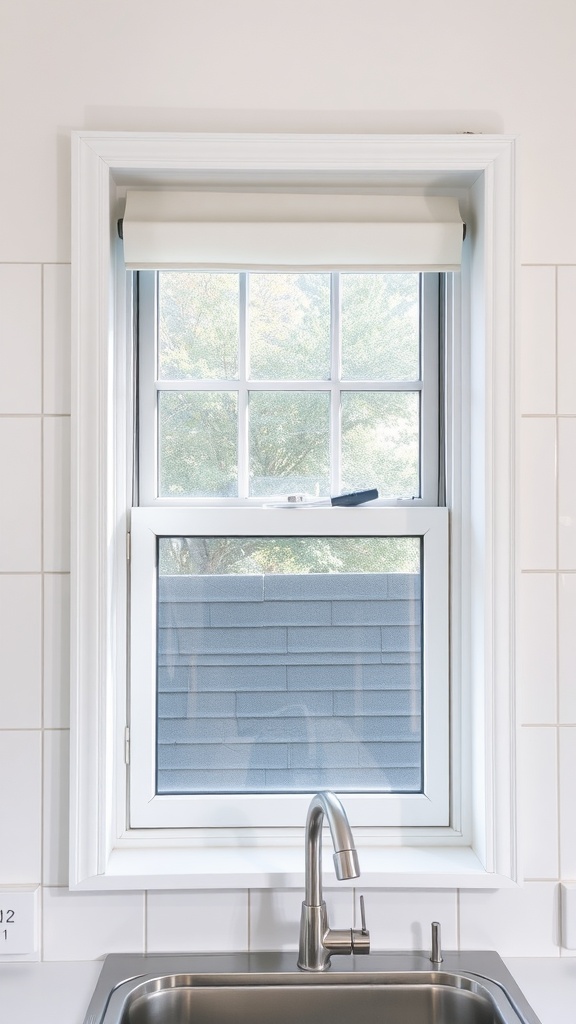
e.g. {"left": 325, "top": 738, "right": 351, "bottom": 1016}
{"left": 136, "top": 271, "right": 440, "bottom": 508}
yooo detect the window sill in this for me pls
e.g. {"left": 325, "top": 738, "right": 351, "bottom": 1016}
{"left": 71, "top": 844, "right": 518, "bottom": 891}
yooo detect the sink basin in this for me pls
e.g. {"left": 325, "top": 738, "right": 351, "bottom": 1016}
{"left": 83, "top": 952, "right": 542, "bottom": 1024}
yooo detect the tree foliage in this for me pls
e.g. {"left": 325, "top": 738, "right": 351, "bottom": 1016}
{"left": 155, "top": 271, "right": 422, "bottom": 574}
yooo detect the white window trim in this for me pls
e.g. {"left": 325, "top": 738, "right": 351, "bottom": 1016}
{"left": 70, "top": 131, "right": 517, "bottom": 890}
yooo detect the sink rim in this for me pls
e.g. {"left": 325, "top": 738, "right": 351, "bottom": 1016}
{"left": 82, "top": 951, "right": 542, "bottom": 1024}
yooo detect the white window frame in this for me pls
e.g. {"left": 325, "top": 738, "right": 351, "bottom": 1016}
{"left": 70, "top": 132, "right": 517, "bottom": 890}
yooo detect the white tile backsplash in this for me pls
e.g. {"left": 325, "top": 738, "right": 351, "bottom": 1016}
{"left": 43, "top": 730, "right": 69, "bottom": 887}
{"left": 558, "top": 418, "right": 576, "bottom": 570}
{"left": 43, "top": 265, "right": 71, "bottom": 416}
{"left": 43, "top": 573, "right": 70, "bottom": 729}
{"left": 521, "top": 727, "right": 559, "bottom": 879}
{"left": 557, "top": 268, "right": 576, "bottom": 416}
{"left": 0, "top": 265, "right": 42, "bottom": 415}
{"left": 147, "top": 890, "right": 249, "bottom": 952}
{"left": 0, "top": 731, "right": 41, "bottom": 884}
{"left": 518, "top": 573, "right": 557, "bottom": 724}
{"left": 559, "top": 574, "right": 576, "bottom": 724}
{"left": 520, "top": 266, "right": 556, "bottom": 415}
{"left": 43, "top": 416, "right": 70, "bottom": 572}
{"left": 559, "top": 729, "right": 576, "bottom": 880}
{"left": 0, "top": 574, "right": 42, "bottom": 728}
{"left": 360, "top": 889, "right": 458, "bottom": 951}
{"left": 459, "top": 883, "right": 559, "bottom": 957}
{"left": 0, "top": 417, "right": 42, "bottom": 572}
{"left": 42, "top": 888, "right": 145, "bottom": 961}
{"left": 519, "top": 417, "right": 557, "bottom": 571}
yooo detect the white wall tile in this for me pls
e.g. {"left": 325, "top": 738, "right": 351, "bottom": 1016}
{"left": 43, "top": 416, "right": 70, "bottom": 572}
{"left": 0, "top": 575, "right": 41, "bottom": 728}
{"left": 559, "top": 418, "right": 576, "bottom": 570}
{"left": 459, "top": 883, "right": 559, "bottom": 956}
{"left": 517, "top": 573, "right": 557, "bottom": 724}
{"left": 557, "top": 268, "right": 576, "bottom": 415}
{"left": 42, "top": 888, "right": 144, "bottom": 961}
{"left": 249, "top": 888, "right": 353, "bottom": 951}
{"left": 0, "top": 418, "right": 41, "bottom": 572}
{"left": 0, "top": 265, "right": 41, "bottom": 414}
{"left": 559, "top": 574, "right": 576, "bottom": 724}
{"left": 521, "top": 727, "right": 559, "bottom": 879}
{"left": 519, "top": 266, "right": 556, "bottom": 415}
{"left": 519, "top": 417, "right": 557, "bottom": 571}
{"left": 559, "top": 728, "right": 576, "bottom": 880}
{"left": 361, "top": 889, "right": 457, "bottom": 951}
{"left": 43, "top": 573, "right": 70, "bottom": 729}
{"left": 0, "top": 731, "right": 41, "bottom": 883}
{"left": 43, "top": 730, "right": 69, "bottom": 887}
{"left": 43, "top": 265, "right": 71, "bottom": 416}
{"left": 147, "top": 890, "right": 248, "bottom": 952}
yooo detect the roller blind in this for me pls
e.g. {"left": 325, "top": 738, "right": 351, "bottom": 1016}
{"left": 122, "top": 191, "right": 463, "bottom": 271}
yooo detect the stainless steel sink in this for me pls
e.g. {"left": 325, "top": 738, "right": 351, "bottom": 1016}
{"left": 82, "top": 952, "right": 542, "bottom": 1024}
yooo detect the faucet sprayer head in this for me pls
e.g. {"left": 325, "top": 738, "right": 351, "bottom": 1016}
{"left": 333, "top": 848, "right": 360, "bottom": 880}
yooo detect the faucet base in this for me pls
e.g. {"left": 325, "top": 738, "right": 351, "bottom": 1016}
{"left": 298, "top": 902, "right": 332, "bottom": 972}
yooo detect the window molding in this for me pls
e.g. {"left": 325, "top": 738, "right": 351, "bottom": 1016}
{"left": 70, "top": 131, "right": 517, "bottom": 890}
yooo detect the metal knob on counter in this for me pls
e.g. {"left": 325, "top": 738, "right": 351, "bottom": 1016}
{"left": 430, "top": 921, "right": 443, "bottom": 964}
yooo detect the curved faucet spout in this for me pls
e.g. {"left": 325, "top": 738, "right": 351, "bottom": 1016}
{"left": 304, "top": 791, "right": 359, "bottom": 907}
{"left": 298, "top": 791, "right": 369, "bottom": 971}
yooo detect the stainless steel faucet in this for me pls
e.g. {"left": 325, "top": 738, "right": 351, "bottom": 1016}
{"left": 297, "top": 791, "right": 370, "bottom": 971}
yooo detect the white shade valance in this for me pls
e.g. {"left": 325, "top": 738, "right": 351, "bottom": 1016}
{"left": 122, "top": 191, "right": 463, "bottom": 271}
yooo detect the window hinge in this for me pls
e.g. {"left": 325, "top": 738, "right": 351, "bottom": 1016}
{"left": 124, "top": 726, "right": 130, "bottom": 764}
{"left": 126, "top": 532, "right": 131, "bottom": 561}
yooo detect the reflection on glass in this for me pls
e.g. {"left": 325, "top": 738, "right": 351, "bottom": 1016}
{"left": 341, "top": 273, "right": 420, "bottom": 381}
{"left": 158, "top": 391, "right": 238, "bottom": 497}
{"left": 249, "top": 391, "right": 330, "bottom": 497}
{"left": 249, "top": 273, "right": 331, "bottom": 380}
{"left": 158, "top": 272, "right": 239, "bottom": 380}
{"left": 341, "top": 391, "right": 420, "bottom": 498}
{"left": 156, "top": 535, "right": 422, "bottom": 795}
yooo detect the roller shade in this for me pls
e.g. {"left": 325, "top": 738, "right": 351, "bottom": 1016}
{"left": 122, "top": 191, "right": 463, "bottom": 271}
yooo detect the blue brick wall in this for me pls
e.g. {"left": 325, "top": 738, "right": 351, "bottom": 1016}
{"left": 156, "top": 573, "right": 422, "bottom": 794}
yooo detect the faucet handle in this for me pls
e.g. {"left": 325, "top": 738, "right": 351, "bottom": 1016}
{"left": 351, "top": 894, "right": 370, "bottom": 955}
{"left": 360, "top": 894, "right": 368, "bottom": 934}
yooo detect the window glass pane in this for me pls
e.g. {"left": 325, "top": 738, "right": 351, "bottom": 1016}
{"left": 158, "top": 272, "right": 239, "bottom": 380}
{"left": 341, "top": 391, "right": 420, "bottom": 498}
{"left": 158, "top": 391, "right": 238, "bottom": 497}
{"left": 157, "top": 536, "right": 422, "bottom": 795}
{"left": 249, "top": 273, "right": 331, "bottom": 380}
{"left": 341, "top": 273, "right": 420, "bottom": 381}
{"left": 249, "top": 391, "right": 330, "bottom": 497}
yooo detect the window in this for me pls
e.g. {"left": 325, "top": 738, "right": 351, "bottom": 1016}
{"left": 71, "top": 132, "right": 517, "bottom": 889}
{"left": 130, "top": 269, "right": 449, "bottom": 829}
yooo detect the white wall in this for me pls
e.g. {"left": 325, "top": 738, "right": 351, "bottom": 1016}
{"left": 1, "top": 0, "right": 575, "bottom": 977}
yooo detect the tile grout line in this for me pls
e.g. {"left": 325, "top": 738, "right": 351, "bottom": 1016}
{"left": 555, "top": 266, "right": 562, "bottom": 883}
{"left": 40, "top": 261, "right": 46, "bottom": 963}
